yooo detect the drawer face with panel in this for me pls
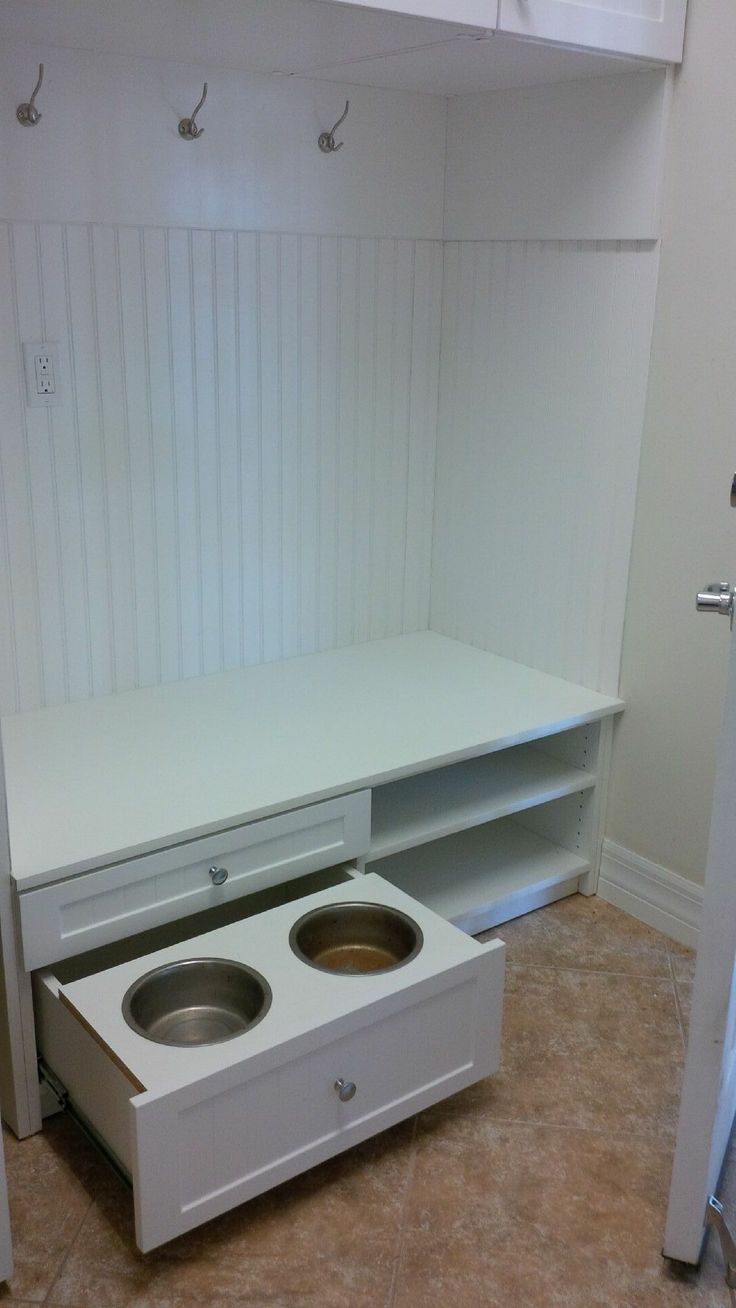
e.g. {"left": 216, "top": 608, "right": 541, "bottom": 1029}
{"left": 17, "top": 791, "right": 371, "bottom": 970}
{"left": 34, "top": 873, "right": 505, "bottom": 1252}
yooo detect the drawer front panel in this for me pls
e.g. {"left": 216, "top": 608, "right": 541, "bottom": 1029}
{"left": 132, "top": 960, "right": 502, "bottom": 1251}
{"left": 18, "top": 792, "right": 371, "bottom": 969}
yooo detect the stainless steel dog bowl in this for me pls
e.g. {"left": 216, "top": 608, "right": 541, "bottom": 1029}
{"left": 289, "top": 902, "right": 423, "bottom": 975}
{"left": 122, "top": 957, "right": 272, "bottom": 1046}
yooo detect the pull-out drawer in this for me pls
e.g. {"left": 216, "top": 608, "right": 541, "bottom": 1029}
{"left": 34, "top": 873, "right": 505, "bottom": 1253}
{"left": 18, "top": 791, "right": 371, "bottom": 969}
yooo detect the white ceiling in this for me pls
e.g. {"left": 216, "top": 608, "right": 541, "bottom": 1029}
{"left": 0, "top": 0, "right": 652, "bottom": 95}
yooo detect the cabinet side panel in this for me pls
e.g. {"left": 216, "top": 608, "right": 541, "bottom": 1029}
{"left": 431, "top": 239, "right": 659, "bottom": 696}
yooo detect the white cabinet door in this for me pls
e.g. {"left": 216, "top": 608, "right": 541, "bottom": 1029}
{"left": 0, "top": 1127, "right": 11, "bottom": 1284}
{"left": 321, "top": 1, "right": 497, "bottom": 30}
{"left": 497, "top": 0, "right": 687, "bottom": 62}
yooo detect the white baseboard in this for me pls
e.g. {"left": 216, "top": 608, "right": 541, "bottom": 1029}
{"left": 598, "top": 839, "right": 703, "bottom": 949}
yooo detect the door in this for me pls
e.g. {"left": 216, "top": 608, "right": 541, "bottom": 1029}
{"left": 497, "top": 0, "right": 687, "bottom": 62}
{"left": 0, "top": 1124, "right": 11, "bottom": 1283}
{"left": 664, "top": 574, "right": 736, "bottom": 1264}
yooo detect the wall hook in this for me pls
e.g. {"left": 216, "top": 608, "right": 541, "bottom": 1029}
{"left": 318, "top": 101, "right": 349, "bottom": 154}
{"left": 16, "top": 63, "right": 44, "bottom": 127}
{"left": 178, "top": 82, "right": 207, "bottom": 140}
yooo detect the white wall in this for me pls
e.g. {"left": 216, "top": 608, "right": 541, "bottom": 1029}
{"left": 0, "top": 39, "right": 446, "bottom": 713}
{"left": 443, "top": 71, "right": 668, "bottom": 242}
{"left": 606, "top": 0, "right": 736, "bottom": 885}
{"left": 0, "top": 41, "right": 446, "bottom": 237}
{"left": 431, "top": 73, "right": 666, "bottom": 696}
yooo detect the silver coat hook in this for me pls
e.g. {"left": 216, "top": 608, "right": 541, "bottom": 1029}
{"left": 179, "top": 82, "right": 207, "bottom": 140}
{"left": 319, "top": 100, "right": 349, "bottom": 154}
{"left": 17, "top": 63, "right": 44, "bottom": 127}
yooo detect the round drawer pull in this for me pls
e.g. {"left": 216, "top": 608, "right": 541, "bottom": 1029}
{"left": 208, "top": 865, "right": 229, "bottom": 886}
{"left": 334, "top": 1078, "right": 356, "bottom": 1102}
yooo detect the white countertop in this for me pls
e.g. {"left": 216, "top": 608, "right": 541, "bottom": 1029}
{"left": 2, "top": 632, "right": 622, "bottom": 887}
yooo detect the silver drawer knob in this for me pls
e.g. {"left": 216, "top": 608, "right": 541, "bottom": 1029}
{"left": 334, "top": 1078, "right": 356, "bottom": 1102}
{"left": 209, "top": 865, "right": 229, "bottom": 886}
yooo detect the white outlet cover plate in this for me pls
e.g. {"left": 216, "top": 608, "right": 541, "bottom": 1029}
{"left": 22, "top": 341, "right": 63, "bottom": 408}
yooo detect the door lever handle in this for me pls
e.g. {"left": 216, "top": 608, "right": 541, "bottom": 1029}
{"left": 697, "top": 582, "right": 735, "bottom": 628}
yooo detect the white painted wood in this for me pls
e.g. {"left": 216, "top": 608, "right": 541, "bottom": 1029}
{"left": 0, "top": 1124, "right": 10, "bottom": 1284}
{"left": 369, "top": 742, "right": 596, "bottom": 860}
{"left": 0, "top": 222, "right": 443, "bottom": 714}
{"left": 306, "top": 32, "right": 650, "bottom": 95}
{"left": 431, "top": 240, "right": 660, "bottom": 695}
{"left": 370, "top": 818, "right": 590, "bottom": 932}
{"left": 17, "top": 792, "right": 371, "bottom": 969}
{"left": 0, "top": 5, "right": 656, "bottom": 103}
{"left": 498, "top": 0, "right": 687, "bottom": 63}
{"left": 0, "top": 728, "right": 41, "bottom": 1139}
{"left": 598, "top": 838, "right": 702, "bottom": 949}
{"left": 665, "top": 622, "right": 736, "bottom": 1261}
{"left": 35, "top": 874, "right": 505, "bottom": 1251}
{"left": 3, "top": 633, "right": 621, "bottom": 887}
{"left": 443, "top": 72, "right": 670, "bottom": 242}
{"left": 0, "top": 40, "right": 448, "bottom": 235}
{"left": 322, "top": 0, "right": 496, "bottom": 26}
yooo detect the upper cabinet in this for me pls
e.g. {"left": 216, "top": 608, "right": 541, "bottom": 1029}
{"left": 320, "top": 1, "right": 497, "bottom": 28}
{"left": 325, "top": 0, "right": 687, "bottom": 62}
{"left": 496, "top": 0, "right": 686, "bottom": 62}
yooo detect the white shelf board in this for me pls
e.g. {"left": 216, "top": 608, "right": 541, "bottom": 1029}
{"left": 3, "top": 632, "right": 620, "bottom": 888}
{"left": 368, "top": 744, "right": 595, "bottom": 861}
{"left": 370, "top": 818, "right": 589, "bottom": 933}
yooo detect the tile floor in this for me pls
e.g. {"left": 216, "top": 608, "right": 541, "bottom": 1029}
{"left": 2, "top": 893, "right": 734, "bottom": 1307}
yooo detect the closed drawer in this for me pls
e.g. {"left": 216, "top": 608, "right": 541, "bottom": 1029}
{"left": 18, "top": 791, "right": 371, "bottom": 969}
{"left": 34, "top": 873, "right": 505, "bottom": 1252}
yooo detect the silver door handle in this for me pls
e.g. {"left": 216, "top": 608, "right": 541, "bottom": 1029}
{"left": 697, "top": 582, "right": 735, "bottom": 626}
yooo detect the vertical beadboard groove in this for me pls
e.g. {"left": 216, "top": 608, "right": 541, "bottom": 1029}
{"left": 431, "top": 237, "right": 660, "bottom": 696}
{"left": 0, "top": 220, "right": 443, "bottom": 714}
{"left": 138, "top": 227, "right": 163, "bottom": 685}
{"left": 61, "top": 225, "right": 94, "bottom": 698}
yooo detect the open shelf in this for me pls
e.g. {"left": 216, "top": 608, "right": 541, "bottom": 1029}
{"left": 367, "top": 744, "right": 595, "bottom": 862}
{"left": 369, "top": 818, "right": 590, "bottom": 935}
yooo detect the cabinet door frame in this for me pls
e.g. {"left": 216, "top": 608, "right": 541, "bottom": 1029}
{"left": 497, "top": 0, "right": 686, "bottom": 62}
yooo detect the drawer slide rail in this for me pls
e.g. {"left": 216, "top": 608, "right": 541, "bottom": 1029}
{"left": 38, "top": 1058, "right": 132, "bottom": 1190}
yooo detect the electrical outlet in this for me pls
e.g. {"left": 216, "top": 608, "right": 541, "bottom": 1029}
{"left": 23, "top": 342, "right": 63, "bottom": 408}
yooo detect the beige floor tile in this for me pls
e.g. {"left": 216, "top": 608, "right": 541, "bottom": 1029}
{"left": 2, "top": 1118, "right": 95, "bottom": 1303}
{"left": 45, "top": 1120, "right": 415, "bottom": 1308}
{"left": 423, "top": 963, "right": 684, "bottom": 1139}
{"left": 393, "top": 1118, "right": 730, "bottom": 1308}
{"left": 669, "top": 939, "right": 698, "bottom": 984}
{"left": 479, "top": 893, "right": 673, "bottom": 976}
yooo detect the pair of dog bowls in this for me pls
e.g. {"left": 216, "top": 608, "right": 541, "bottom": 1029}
{"left": 122, "top": 902, "right": 424, "bottom": 1048}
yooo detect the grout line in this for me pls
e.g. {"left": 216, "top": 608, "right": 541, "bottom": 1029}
{"left": 386, "top": 1114, "right": 419, "bottom": 1308}
{"left": 502, "top": 959, "right": 682, "bottom": 982}
{"left": 667, "top": 950, "right": 688, "bottom": 1050}
{"left": 40, "top": 1196, "right": 94, "bottom": 1307}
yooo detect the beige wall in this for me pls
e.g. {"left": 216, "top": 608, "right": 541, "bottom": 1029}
{"left": 606, "top": 0, "right": 736, "bottom": 884}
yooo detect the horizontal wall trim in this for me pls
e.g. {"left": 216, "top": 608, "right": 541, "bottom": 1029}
{"left": 598, "top": 837, "right": 703, "bottom": 949}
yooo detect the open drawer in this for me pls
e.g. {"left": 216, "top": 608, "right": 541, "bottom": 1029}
{"left": 34, "top": 873, "right": 505, "bottom": 1253}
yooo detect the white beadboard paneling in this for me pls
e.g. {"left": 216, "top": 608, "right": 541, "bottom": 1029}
{"left": 443, "top": 72, "right": 670, "bottom": 241}
{"left": 0, "top": 221, "right": 442, "bottom": 714}
{"left": 431, "top": 239, "right": 660, "bottom": 696}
